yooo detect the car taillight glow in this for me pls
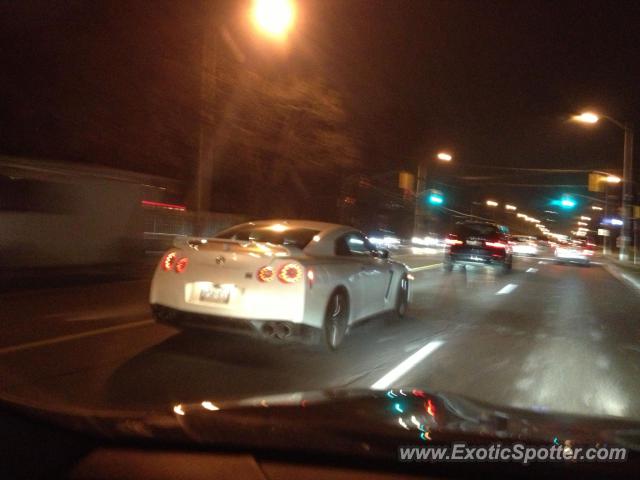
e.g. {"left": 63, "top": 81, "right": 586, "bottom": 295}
{"left": 445, "top": 238, "right": 463, "bottom": 245}
{"left": 175, "top": 257, "right": 189, "bottom": 273}
{"left": 257, "top": 266, "right": 275, "bottom": 282}
{"left": 278, "top": 263, "right": 303, "bottom": 283}
{"left": 162, "top": 252, "right": 177, "bottom": 271}
{"left": 485, "top": 241, "right": 506, "bottom": 249}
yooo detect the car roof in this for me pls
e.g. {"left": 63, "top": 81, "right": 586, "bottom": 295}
{"left": 227, "top": 219, "right": 347, "bottom": 232}
{"left": 218, "top": 219, "right": 358, "bottom": 256}
{"left": 456, "top": 220, "right": 499, "bottom": 226}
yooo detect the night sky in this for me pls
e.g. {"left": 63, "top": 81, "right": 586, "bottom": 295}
{"left": 1, "top": 0, "right": 639, "bottom": 225}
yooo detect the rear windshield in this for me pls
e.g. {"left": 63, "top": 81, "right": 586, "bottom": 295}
{"left": 453, "top": 223, "right": 500, "bottom": 237}
{"left": 215, "top": 225, "right": 320, "bottom": 249}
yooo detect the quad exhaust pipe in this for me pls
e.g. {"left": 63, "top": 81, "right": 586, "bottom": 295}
{"left": 262, "top": 322, "right": 292, "bottom": 339}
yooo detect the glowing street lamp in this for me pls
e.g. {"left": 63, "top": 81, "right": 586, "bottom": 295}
{"left": 573, "top": 112, "right": 599, "bottom": 124}
{"left": 605, "top": 175, "right": 621, "bottom": 184}
{"left": 591, "top": 205, "right": 603, "bottom": 211}
{"left": 580, "top": 216, "right": 591, "bottom": 221}
{"left": 486, "top": 200, "right": 499, "bottom": 207}
{"left": 505, "top": 204, "right": 517, "bottom": 211}
{"left": 251, "top": 0, "right": 296, "bottom": 40}
{"left": 575, "top": 109, "right": 634, "bottom": 261}
{"left": 414, "top": 151, "right": 453, "bottom": 235}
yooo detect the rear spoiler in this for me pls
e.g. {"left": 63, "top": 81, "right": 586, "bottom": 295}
{"left": 172, "top": 235, "right": 303, "bottom": 257}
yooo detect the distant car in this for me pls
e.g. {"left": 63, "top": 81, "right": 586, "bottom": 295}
{"left": 510, "top": 235, "right": 539, "bottom": 256}
{"left": 554, "top": 241, "right": 593, "bottom": 266}
{"left": 150, "top": 220, "right": 410, "bottom": 350}
{"left": 443, "top": 221, "right": 513, "bottom": 273}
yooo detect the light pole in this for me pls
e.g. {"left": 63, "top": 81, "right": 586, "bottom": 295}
{"left": 574, "top": 112, "right": 634, "bottom": 261}
{"left": 413, "top": 152, "right": 452, "bottom": 235}
{"left": 195, "top": 0, "right": 296, "bottom": 235}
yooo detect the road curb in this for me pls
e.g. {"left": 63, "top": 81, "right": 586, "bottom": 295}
{"left": 602, "top": 262, "right": 640, "bottom": 293}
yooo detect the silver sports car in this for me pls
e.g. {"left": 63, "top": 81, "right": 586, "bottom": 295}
{"left": 150, "top": 220, "right": 411, "bottom": 349}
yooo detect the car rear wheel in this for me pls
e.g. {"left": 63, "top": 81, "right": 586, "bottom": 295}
{"left": 395, "top": 275, "right": 409, "bottom": 318}
{"left": 501, "top": 259, "right": 512, "bottom": 274}
{"left": 324, "top": 291, "right": 349, "bottom": 351}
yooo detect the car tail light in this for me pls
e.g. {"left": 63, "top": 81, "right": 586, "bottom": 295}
{"left": 485, "top": 241, "right": 507, "bottom": 249}
{"left": 162, "top": 251, "right": 177, "bottom": 271}
{"left": 175, "top": 257, "right": 189, "bottom": 273}
{"left": 278, "top": 263, "right": 303, "bottom": 283}
{"left": 257, "top": 266, "right": 275, "bottom": 282}
{"left": 445, "top": 236, "right": 463, "bottom": 246}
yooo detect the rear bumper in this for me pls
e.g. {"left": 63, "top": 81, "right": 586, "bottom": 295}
{"left": 513, "top": 247, "right": 538, "bottom": 256}
{"left": 555, "top": 255, "right": 590, "bottom": 264}
{"left": 446, "top": 252, "right": 508, "bottom": 267}
{"left": 151, "top": 304, "right": 320, "bottom": 343}
{"left": 149, "top": 268, "right": 306, "bottom": 323}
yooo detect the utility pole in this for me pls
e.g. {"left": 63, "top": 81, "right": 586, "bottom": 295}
{"left": 603, "top": 184, "right": 610, "bottom": 255}
{"left": 413, "top": 163, "right": 425, "bottom": 236}
{"left": 194, "top": 13, "right": 219, "bottom": 237}
{"left": 620, "top": 124, "right": 634, "bottom": 261}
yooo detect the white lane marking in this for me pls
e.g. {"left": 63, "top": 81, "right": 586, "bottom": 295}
{"left": 408, "top": 263, "right": 443, "bottom": 273}
{"left": 622, "top": 273, "right": 640, "bottom": 292}
{"left": 0, "top": 320, "right": 154, "bottom": 355}
{"left": 370, "top": 340, "right": 444, "bottom": 390}
{"left": 496, "top": 283, "right": 518, "bottom": 295}
{"left": 526, "top": 267, "right": 538, "bottom": 273}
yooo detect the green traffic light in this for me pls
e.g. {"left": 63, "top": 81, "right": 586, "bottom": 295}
{"left": 428, "top": 194, "right": 444, "bottom": 205}
{"left": 550, "top": 195, "right": 577, "bottom": 209}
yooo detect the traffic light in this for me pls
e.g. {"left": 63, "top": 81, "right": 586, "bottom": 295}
{"left": 427, "top": 190, "right": 444, "bottom": 205}
{"left": 550, "top": 195, "right": 577, "bottom": 209}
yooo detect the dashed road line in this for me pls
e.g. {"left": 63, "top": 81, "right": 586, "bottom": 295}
{"left": 371, "top": 340, "right": 444, "bottom": 390}
{"left": 496, "top": 283, "right": 518, "bottom": 295}
{"left": 408, "top": 263, "right": 443, "bottom": 273}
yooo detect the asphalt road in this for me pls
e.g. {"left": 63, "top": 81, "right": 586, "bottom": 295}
{"left": 2, "top": 253, "right": 640, "bottom": 422}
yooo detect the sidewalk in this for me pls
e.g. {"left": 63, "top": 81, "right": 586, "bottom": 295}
{"left": 600, "top": 254, "right": 640, "bottom": 292}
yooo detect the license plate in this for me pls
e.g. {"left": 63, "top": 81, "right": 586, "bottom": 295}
{"left": 199, "top": 284, "right": 231, "bottom": 304}
{"left": 467, "top": 240, "right": 483, "bottom": 246}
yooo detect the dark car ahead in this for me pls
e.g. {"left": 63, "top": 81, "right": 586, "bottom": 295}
{"left": 444, "top": 221, "right": 513, "bottom": 273}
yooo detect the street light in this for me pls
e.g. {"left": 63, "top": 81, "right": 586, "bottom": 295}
{"left": 575, "top": 110, "right": 634, "bottom": 261}
{"left": 605, "top": 175, "right": 621, "bottom": 184}
{"left": 592, "top": 205, "right": 603, "bottom": 211}
{"left": 486, "top": 200, "right": 499, "bottom": 207}
{"left": 251, "top": 0, "right": 296, "bottom": 39}
{"left": 195, "top": 0, "right": 297, "bottom": 235}
{"left": 505, "top": 204, "right": 517, "bottom": 211}
{"left": 573, "top": 112, "right": 599, "bottom": 124}
{"left": 580, "top": 216, "right": 591, "bottom": 221}
{"left": 413, "top": 150, "right": 454, "bottom": 235}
